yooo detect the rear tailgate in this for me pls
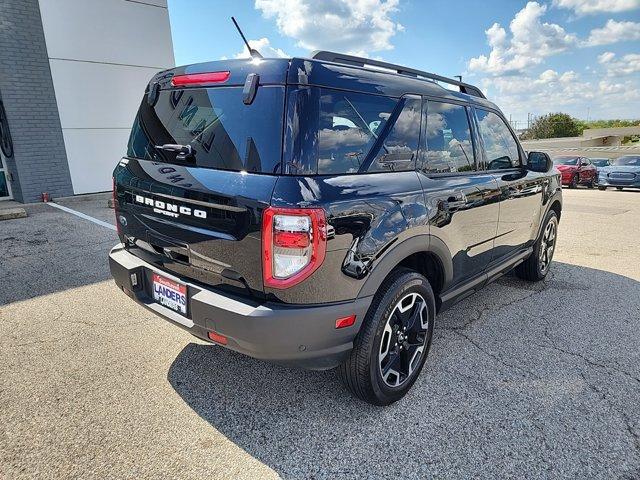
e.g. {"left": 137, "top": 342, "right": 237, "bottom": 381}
{"left": 113, "top": 59, "right": 289, "bottom": 296}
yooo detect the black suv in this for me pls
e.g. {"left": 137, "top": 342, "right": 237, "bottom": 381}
{"left": 110, "top": 52, "right": 562, "bottom": 405}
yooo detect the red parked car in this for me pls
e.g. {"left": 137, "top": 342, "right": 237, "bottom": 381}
{"left": 553, "top": 156, "right": 597, "bottom": 188}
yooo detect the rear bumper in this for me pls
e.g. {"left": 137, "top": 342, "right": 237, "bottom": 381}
{"left": 109, "top": 244, "right": 372, "bottom": 370}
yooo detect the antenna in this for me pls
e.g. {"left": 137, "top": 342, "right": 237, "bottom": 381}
{"left": 231, "top": 16, "right": 263, "bottom": 59}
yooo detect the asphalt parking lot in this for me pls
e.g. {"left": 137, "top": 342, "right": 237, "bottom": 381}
{"left": 1, "top": 189, "right": 639, "bottom": 479}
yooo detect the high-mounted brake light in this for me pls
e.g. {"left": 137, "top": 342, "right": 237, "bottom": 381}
{"left": 171, "top": 71, "right": 230, "bottom": 87}
{"left": 262, "top": 207, "right": 327, "bottom": 289}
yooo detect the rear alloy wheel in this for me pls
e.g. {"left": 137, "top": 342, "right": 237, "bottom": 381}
{"left": 616, "top": 187, "right": 624, "bottom": 191}
{"left": 515, "top": 210, "right": 558, "bottom": 281}
{"left": 378, "top": 292, "right": 429, "bottom": 388}
{"left": 338, "top": 269, "right": 435, "bottom": 406}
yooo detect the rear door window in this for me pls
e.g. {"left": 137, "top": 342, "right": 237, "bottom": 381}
{"left": 316, "top": 90, "right": 397, "bottom": 174}
{"left": 419, "top": 101, "right": 475, "bottom": 173}
{"left": 127, "top": 86, "right": 285, "bottom": 173}
{"left": 366, "top": 96, "right": 421, "bottom": 173}
{"left": 475, "top": 109, "right": 521, "bottom": 170}
{"left": 283, "top": 88, "right": 421, "bottom": 175}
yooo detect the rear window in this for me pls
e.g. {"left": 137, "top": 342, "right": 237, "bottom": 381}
{"left": 127, "top": 86, "right": 284, "bottom": 173}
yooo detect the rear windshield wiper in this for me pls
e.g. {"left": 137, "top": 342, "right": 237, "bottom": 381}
{"left": 155, "top": 143, "right": 196, "bottom": 162}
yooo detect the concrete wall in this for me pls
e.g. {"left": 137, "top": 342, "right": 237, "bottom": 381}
{"left": 583, "top": 126, "right": 640, "bottom": 139}
{"left": 0, "top": 0, "right": 74, "bottom": 203}
{"left": 38, "top": 0, "right": 175, "bottom": 194}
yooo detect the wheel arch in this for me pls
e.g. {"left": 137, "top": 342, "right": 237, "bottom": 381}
{"left": 357, "top": 235, "right": 453, "bottom": 309}
{"left": 549, "top": 198, "right": 562, "bottom": 222}
{"left": 535, "top": 190, "right": 562, "bottom": 241}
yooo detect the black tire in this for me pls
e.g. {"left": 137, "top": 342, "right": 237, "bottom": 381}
{"left": 569, "top": 175, "right": 578, "bottom": 189}
{"left": 616, "top": 187, "right": 624, "bottom": 191}
{"left": 587, "top": 179, "right": 594, "bottom": 189}
{"left": 515, "top": 210, "right": 558, "bottom": 282}
{"left": 338, "top": 268, "right": 436, "bottom": 406}
{"left": 598, "top": 186, "right": 607, "bottom": 191}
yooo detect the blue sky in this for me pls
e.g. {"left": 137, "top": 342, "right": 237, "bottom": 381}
{"left": 167, "top": 0, "right": 640, "bottom": 125}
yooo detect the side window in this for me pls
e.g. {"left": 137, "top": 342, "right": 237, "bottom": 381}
{"left": 317, "top": 90, "right": 397, "bottom": 174}
{"left": 367, "top": 97, "right": 421, "bottom": 173}
{"left": 475, "top": 109, "right": 521, "bottom": 170}
{"left": 419, "top": 101, "right": 475, "bottom": 173}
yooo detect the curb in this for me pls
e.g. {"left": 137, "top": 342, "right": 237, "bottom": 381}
{"left": 0, "top": 207, "right": 28, "bottom": 221}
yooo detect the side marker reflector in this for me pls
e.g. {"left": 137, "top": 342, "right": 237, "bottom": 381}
{"left": 335, "top": 315, "right": 357, "bottom": 329}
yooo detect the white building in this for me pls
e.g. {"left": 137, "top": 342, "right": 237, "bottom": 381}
{"left": 0, "top": 0, "right": 175, "bottom": 202}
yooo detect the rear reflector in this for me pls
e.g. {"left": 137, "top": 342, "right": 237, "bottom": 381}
{"left": 121, "top": 286, "right": 134, "bottom": 299}
{"left": 171, "top": 71, "right": 230, "bottom": 87}
{"left": 335, "top": 315, "right": 357, "bottom": 329}
{"left": 207, "top": 331, "right": 228, "bottom": 345}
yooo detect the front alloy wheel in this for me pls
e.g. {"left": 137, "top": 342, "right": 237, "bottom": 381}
{"left": 515, "top": 209, "right": 559, "bottom": 281}
{"left": 538, "top": 218, "right": 557, "bottom": 275}
{"left": 569, "top": 175, "right": 578, "bottom": 189}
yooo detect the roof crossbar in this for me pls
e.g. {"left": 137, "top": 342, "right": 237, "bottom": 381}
{"left": 310, "top": 51, "right": 485, "bottom": 99}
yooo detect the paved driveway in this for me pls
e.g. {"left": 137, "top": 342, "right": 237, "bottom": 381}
{"left": 1, "top": 189, "right": 639, "bottom": 479}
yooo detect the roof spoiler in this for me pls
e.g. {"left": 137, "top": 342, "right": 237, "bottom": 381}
{"left": 310, "top": 51, "right": 485, "bottom": 99}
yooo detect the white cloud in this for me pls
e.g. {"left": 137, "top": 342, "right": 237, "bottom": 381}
{"left": 233, "top": 37, "right": 289, "bottom": 59}
{"left": 584, "top": 19, "right": 640, "bottom": 46}
{"left": 553, "top": 0, "right": 640, "bottom": 14}
{"left": 480, "top": 70, "right": 640, "bottom": 125}
{"left": 598, "top": 51, "right": 640, "bottom": 75}
{"left": 469, "top": 2, "right": 577, "bottom": 75}
{"left": 597, "top": 51, "right": 617, "bottom": 63}
{"left": 254, "top": 0, "right": 403, "bottom": 56}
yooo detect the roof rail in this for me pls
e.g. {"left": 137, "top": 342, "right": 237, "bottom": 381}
{"left": 310, "top": 51, "right": 485, "bottom": 99}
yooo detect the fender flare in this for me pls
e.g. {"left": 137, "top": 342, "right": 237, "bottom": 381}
{"left": 357, "top": 234, "right": 453, "bottom": 299}
{"left": 536, "top": 189, "right": 563, "bottom": 240}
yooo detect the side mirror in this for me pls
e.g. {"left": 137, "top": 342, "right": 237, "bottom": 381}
{"left": 527, "top": 151, "right": 552, "bottom": 173}
{"left": 581, "top": 161, "right": 589, "bottom": 167}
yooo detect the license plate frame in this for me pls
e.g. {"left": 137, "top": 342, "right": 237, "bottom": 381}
{"left": 151, "top": 273, "right": 188, "bottom": 317}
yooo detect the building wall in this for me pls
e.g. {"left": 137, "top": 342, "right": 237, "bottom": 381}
{"left": 0, "top": 0, "right": 74, "bottom": 203}
{"left": 583, "top": 126, "right": 640, "bottom": 139}
{"left": 38, "top": 0, "right": 175, "bottom": 194}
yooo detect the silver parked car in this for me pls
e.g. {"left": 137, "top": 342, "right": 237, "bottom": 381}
{"left": 597, "top": 155, "right": 640, "bottom": 191}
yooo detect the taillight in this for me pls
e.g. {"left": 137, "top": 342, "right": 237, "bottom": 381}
{"left": 171, "top": 71, "right": 230, "bottom": 87}
{"left": 262, "top": 207, "right": 327, "bottom": 289}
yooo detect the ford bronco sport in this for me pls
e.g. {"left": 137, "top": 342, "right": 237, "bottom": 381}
{"left": 110, "top": 51, "right": 562, "bottom": 405}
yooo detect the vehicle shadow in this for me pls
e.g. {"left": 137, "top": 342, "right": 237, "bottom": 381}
{"left": 167, "top": 261, "right": 640, "bottom": 478}
{"left": 0, "top": 202, "right": 117, "bottom": 306}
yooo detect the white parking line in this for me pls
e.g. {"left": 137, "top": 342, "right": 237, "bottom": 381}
{"left": 47, "top": 202, "right": 117, "bottom": 231}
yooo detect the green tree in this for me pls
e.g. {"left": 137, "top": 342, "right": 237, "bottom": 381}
{"left": 522, "top": 113, "right": 582, "bottom": 140}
